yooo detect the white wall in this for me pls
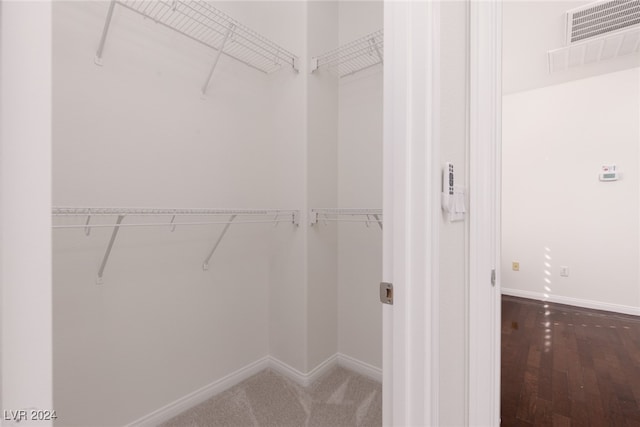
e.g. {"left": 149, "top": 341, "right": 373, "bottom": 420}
{"left": 1, "top": 2, "right": 53, "bottom": 426}
{"left": 337, "top": 0, "right": 383, "bottom": 370}
{"left": 52, "top": 2, "right": 306, "bottom": 425}
{"left": 502, "top": 67, "right": 640, "bottom": 314}
{"left": 263, "top": 0, "right": 309, "bottom": 377}
{"left": 306, "top": 1, "right": 340, "bottom": 372}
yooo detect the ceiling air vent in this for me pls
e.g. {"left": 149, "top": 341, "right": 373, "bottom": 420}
{"left": 548, "top": 0, "right": 640, "bottom": 73}
{"left": 567, "top": 0, "right": 640, "bottom": 44}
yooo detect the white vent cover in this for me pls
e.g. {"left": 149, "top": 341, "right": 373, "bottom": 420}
{"left": 566, "top": 0, "right": 640, "bottom": 44}
{"left": 549, "top": 0, "right": 640, "bottom": 73}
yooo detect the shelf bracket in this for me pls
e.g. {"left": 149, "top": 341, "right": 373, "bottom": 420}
{"left": 94, "top": 0, "right": 117, "bottom": 66}
{"left": 309, "top": 210, "right": 318, "bottom": 226}
{"left": 84, "top": 215, "right": 92, "bottom": 236}
{"left": 202, "top": 214, "right": 237, "bottom": 271}
{"left": 370, "top": 37, "right": 383, "bottom": 65}
{"left": 202, "top": 23, "right": 235, "bottom": 94}
{"left": 169, "top": 215, "right": 177, "bottom": 232}
{"left": 373, "top": 213, "right": 383, "bottom": 230}
{"left": 310, "top": 58, "right": 319, "bottom": 74}
{"left": 96, "top": 215, "right": 125, "bottom": 284}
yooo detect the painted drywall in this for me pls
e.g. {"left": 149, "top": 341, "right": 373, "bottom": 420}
{"left": 337, "top": 0, "right": 383, "bottom": 370}
{"left": 262, "top": 1, "right": 309, "bottom": 378}
{"left": 1, "top": 2, "right": 53, "bottom": 424}
{"left": 52, "top": 1, "right": 306, "bottom": 425}
{"left": 438, "top": 1, "right": 469, "bottom": 425}
{"left": 306, "top": 1, "right": 340, "bottom": 373}
{"left": 502, "top": 67, "right": 640, "bottom": 313}
{"left": 503, "top": 1, "right": 640, "bottom": 95}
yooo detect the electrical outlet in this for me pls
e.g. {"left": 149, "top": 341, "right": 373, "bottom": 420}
{"left": 560, "top": 266, "right": 569, "bottom": 277}
{"left": 512, "top": 261, "right": 520, "bottom": 271}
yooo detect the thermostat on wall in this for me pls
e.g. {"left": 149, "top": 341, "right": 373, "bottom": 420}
{"left": 599, "top": 164, "right": 619, "bottom": 182}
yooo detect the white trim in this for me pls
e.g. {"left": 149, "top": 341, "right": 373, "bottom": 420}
{"left": 1, "top": 2, "right": 53, "bottom": 424}
{"left": 384, "top": 2, "right": 441, "bottom": 426}
{"left": 126, "top": 357, "right": 271, "bottom": 427}
{"left": 502, "top": 288, "right": 640, "bottom": 317}
{"left": 381, "top": 2, "right": 394, "bottom": 423}
{"left": 468, "top": 1, "right": 502, "bottom": 426}
{"left": 336, "top": 353, "right": 382, "bottom": 383}
{"left": 268, "top": 354, "right": 338, "bottom": 387}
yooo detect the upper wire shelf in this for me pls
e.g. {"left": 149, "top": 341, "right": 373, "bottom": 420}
{"left": 310, "top": 208, "right": 382, "bottom": 229}
{"left": 311, "top": 29, "right": 383, "bottom": 78}
{"left": 95, "top": 0, "right": 299, "bottom": 93}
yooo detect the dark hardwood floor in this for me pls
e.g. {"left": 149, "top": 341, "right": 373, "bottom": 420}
{"left": 501, "top": 295, "right": 640, "bottom": 426}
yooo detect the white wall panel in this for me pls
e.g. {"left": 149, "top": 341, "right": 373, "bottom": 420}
{"left": 502, "top": 67, "right": 640, "bottom": 312}
{"left": 337, "top": 0, "right": 383, "bottom": 371}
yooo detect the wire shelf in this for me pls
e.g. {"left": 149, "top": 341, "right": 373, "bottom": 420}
{"left": 53, "top": 207, "right": 300, "bottom": 283}
{"left": 53, "top": 207, "right": 297, "bottom": 217}
{"left": 310, "top": 208, "right": 383, "bottom": 228}
{"left": 311, "top": 29, "right": 383, "bottom": 78}
{"left": 96, "top": 0, "right": 299, "bottom": 92}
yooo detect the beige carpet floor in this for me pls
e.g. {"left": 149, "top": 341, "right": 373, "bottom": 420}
{"left": 160, "top": 366, "right": 382, "bottom": 427}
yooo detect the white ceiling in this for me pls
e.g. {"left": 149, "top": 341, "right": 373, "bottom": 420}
{"left": 503, "top": 1, "right": 640, "bottom": 94}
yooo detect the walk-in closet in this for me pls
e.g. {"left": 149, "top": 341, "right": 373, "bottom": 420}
{"left": 51, "top": 1, "right": 383, "bottom": 425}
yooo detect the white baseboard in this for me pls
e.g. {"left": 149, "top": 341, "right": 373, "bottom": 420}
{"left": 126, "top": 353, "right": 381, "bottom": 426}
{"left": 268, "top": 353, "right": 382, "bottom": 386}
{"left": 502, "top": 287, "right": 640, "bottom": 316}
{"left": 268, "top": 354, "right": 338, "bottom": 387}
{"left": 336, "top": 353, "right": 382, "bottom": 383}
{"left": 126, "top": 356, "right": 270, "bottom": 427}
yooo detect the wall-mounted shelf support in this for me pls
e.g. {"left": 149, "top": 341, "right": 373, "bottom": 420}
{"left": 368, "top": 213, "right": 383, "bottom": 230}
{"left": 370, "top": 37, "right": 383, "bottom": 65}
{"left": 310, "top": 208, "right": 382, "bottom": 229}
{"left": 96, "top": 215, "right": 125, "bottom": 285}
{"left": 202, "top": 23, "right": 235, "bottom": 94}
{"left": 202, "top": 214, "right": 236, "bottom": 271}
{"left": 84, "top": 215, "right": 92, "bottom": 236}
{"left": 53, "top": 207, "right": 300, "bottom": 283}
{"left": 94, "top": 0, "right": 117, "bottom": 66}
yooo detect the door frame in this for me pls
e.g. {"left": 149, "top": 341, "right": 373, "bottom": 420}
{"left": 384, "top": 1, "right": 503, "bottom": 425}
{"left": 383, "top": 1, "right": 441, "bottom": 425}
{"left": 468, "top": 1, "right": 502, "bottom": 425}
{"left": 0, "top": 1, "right": 53, "bottom": 423}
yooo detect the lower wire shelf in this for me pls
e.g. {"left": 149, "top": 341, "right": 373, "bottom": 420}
{"left": 309, "top": 208, "right": 382, "bottom": 229}
{"left": 53, "top": 207, "right": 300, "bottom": 284}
